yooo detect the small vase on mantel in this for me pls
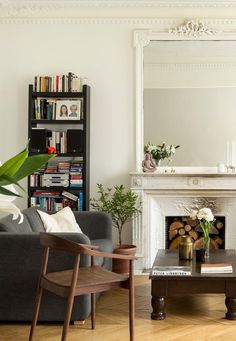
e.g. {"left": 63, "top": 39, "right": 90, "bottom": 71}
{"left": 155, "top": 159, "right": 161, "bottom": 167}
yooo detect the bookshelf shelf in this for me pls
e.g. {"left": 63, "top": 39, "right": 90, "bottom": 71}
{"left": 28, "top": 83, "right": 90, "bottom": 212}
{"left": 29, "top": 186, "right": 84, "bottom": 191}
{"left": 29, "top": 152, "right": 83, "bottom": 157}
{"left": 31, "top": 119, "right": 83, "bottom": 124}
{"left": 32, "top": 91, "right": 83, "bottom": 98}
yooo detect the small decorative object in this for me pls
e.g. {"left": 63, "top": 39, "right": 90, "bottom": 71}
{"left": 47, "top": 146, "right": 56, "bottom": 154}
{"left": 195, "top": 249, "right": 206, "bottom": 263}
{"left": 179, "top": 235, "right": 193, "bottom": 260}
{"left": 217, "top": 163, "right": 226, "bottom": 173}
{"left": 90, "top": 184, "right": 141, "bottom": 273}
{"left": 144, "top": 142, "right": 180, "bottom": 166}
{"left": 190, "top": 208, "right": 215, "bottom": 258}
{"left": 0, "top": 144, "right": 55, "bottom": 222}
{"left": 142, "top": 152, "right": 156, "bottom": 172}
{"left": 55, "top": 100, "right": 82, "bottom": 120}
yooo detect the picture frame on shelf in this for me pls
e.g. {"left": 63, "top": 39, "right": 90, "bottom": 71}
{"left": 56, "top": 100, "right": 82, "bottom": 120}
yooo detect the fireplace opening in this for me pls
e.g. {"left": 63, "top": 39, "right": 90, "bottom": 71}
{"left": 165, "top": 216, "right": 225, "bottom": 250}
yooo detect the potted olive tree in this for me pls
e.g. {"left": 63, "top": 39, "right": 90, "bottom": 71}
{"left": 90, "top": 184, "right": 141, "bottom": 273}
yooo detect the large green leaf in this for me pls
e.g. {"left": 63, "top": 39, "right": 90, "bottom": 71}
{"left": 0, "top": 186, "right": 21, "bottom": 197}
{"left": 13, "top": 154, "right": 56, "bottom": 182}
{"left": 0, "top": 174, "right": 24, "bottom": 191}
{"left": 0, "top": 147, "right": 28, "bottom": 177}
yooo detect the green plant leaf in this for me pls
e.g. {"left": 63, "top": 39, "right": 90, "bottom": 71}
{"left": 0, "top": 146, "right": 28, "bottom": 177}
{"left": 0, "top": 186, "right": 21, "bottom": 197}
{"left": 0, "top": 174, "right": 24, "bottom": 192}
{"left": 12, "top": 154, "right": 56, "bottom": 182}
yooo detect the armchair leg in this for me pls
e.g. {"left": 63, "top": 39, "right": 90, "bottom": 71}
{"left": 29, "top": 286, "right": 43, "bottom": 341}
{"left": 61, "top": 294, "right": 76, "bottom": 341}
{"left": 91, "top": 293, "right": 96, "bottom": 329}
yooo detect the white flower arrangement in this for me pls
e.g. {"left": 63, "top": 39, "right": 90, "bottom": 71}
{"left": 144, "top": 142, "right": 180, "bottom": 163}
{"left": 190, "top": 208, "right": 215, "bottom": 252}
{"left": 190, "top": 208, "right": 214, "bottom": 223}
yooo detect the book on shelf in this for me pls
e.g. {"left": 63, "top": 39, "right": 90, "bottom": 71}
{"left": 34, "top": 72, "right": 85, "bottom": 93}
{"left": 62, "top": 190, "right": 79, "bottom": 202}
{"left": 201, "top": 263, "right": 233, "bottom": 274}
{"left": 33, "top": 98, "right": 82, "bottom": 121}
{"left": 151, "top": 266, "right": 191, "bottom": 276}
{"left": 30, "top": 190, "right": 83, "bottom": 212}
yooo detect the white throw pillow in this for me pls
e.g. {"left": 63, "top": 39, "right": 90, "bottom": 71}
{"left": 37, "top": 207, "right": 83, "bottom": 233}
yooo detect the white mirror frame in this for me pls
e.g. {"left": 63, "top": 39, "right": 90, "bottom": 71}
{"left": 134, "top": 21, "right": 236, "bottom": 172}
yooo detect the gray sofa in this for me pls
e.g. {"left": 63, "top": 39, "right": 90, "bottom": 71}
{"left": 0, "top": 207, "right": 113, "bottom": 322}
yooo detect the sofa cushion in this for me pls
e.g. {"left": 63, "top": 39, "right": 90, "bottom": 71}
{"left": 37, "top": 207, "right": 83, "bottom": 233}
{"left": 0, "top": 214, "right": 32, "bottom": 232}
{"left": 22, "top": 207, "right": 45, "bottom": 232}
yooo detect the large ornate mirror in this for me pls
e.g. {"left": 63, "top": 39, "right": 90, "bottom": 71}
{"left": 134, "top": 22, "right": 236, "bottom": 171}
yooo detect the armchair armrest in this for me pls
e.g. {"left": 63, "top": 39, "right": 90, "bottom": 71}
{"left": 85, "top": 248, "right": 138, "bottom": 261}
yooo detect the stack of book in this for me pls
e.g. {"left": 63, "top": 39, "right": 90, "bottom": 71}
{"left": 30, "top": 161, "right": 83, "bottom": 188}
{"left": 45, "top": 164, "right": 57, "bottom": 173}
{"left": 70, "top": 161, "right": 83, "bottom": 187}
{"left": 62, "top": 190, "right": 83, "bottom": 211}
{"left": 34, "top": 72, "right": 84, "bottom": 92}
{"left": 58, "top": 162, "right": 70, "bottom": 173}
{"left": 151, "top": 266, "right": 191, "bottom": 276}
{"left": 201, "top": 264, "right": 233, "bottom": 274}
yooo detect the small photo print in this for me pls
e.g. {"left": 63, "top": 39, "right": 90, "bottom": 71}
{"left": 56, "top": 100, "right": 82, "bottom": 120}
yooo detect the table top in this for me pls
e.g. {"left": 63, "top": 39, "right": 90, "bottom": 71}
{"left": 150, "top": 249, "right": 236, "bottom": 279}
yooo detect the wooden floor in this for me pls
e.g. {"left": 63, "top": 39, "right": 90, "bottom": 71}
{"left": 1, "top": 275, "right": 236, "bottom": 341}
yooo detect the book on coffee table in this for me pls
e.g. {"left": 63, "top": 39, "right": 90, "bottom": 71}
{"left": 151, "top": 266, "right": 191, "bottom": 276}
{"left": 201, "top": 263, "right": 233, "bottom": 274}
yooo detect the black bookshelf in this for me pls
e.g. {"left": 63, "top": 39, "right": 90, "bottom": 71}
{"left": 28, "top": 84, "right": 90, "bottom": 212}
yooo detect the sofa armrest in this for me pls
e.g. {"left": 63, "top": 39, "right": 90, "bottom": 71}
{"left": 73, "top": 211, "right": 113, "bottom": 240}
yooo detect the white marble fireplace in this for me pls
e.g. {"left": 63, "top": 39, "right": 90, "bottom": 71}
{"left": 130, "top": 169, "right": 236, "bottom": 273}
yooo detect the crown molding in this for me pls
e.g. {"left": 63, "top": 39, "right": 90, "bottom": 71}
{"left": 1, "top": 1, "right": 236, "bottom": 20}
{"left": 2, "top": 1, "right": 236, "bottom": 9}
{"left": 1, "top": 17, "right": 236, "bottom": 26}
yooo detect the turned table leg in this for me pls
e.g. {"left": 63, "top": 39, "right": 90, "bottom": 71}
{"left": 151, "top": 296, "right": 166, "bottom": 320}
{"left": 225, "top": 297, "right": 236, "bottom": 320}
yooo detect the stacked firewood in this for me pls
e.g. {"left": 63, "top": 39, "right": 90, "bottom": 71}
{"left": 168, "top": 217, "right": 224, "bottom": 250}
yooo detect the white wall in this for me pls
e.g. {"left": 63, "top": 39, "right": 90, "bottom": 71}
{"left": 0, "top": 22, "right": 135, "bottom": 242}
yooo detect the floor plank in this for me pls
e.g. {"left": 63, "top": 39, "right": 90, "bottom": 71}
{"left": 1, "top": 276, "right": 236, "bottom": 341}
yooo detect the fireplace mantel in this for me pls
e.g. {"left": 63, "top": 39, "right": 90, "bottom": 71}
{"left": 130, "top": 167, "right": 236, "bottom": 191}
{"left": 130, "top": 168, "right": 236, "bottom": 273}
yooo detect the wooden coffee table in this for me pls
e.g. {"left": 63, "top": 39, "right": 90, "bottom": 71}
{"left": 149, "top": 249, "right": 236, "bottom": 320}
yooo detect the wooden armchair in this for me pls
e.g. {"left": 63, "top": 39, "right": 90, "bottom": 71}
{"left": 29, "top": 232, "right": 136, "bottom": 341}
